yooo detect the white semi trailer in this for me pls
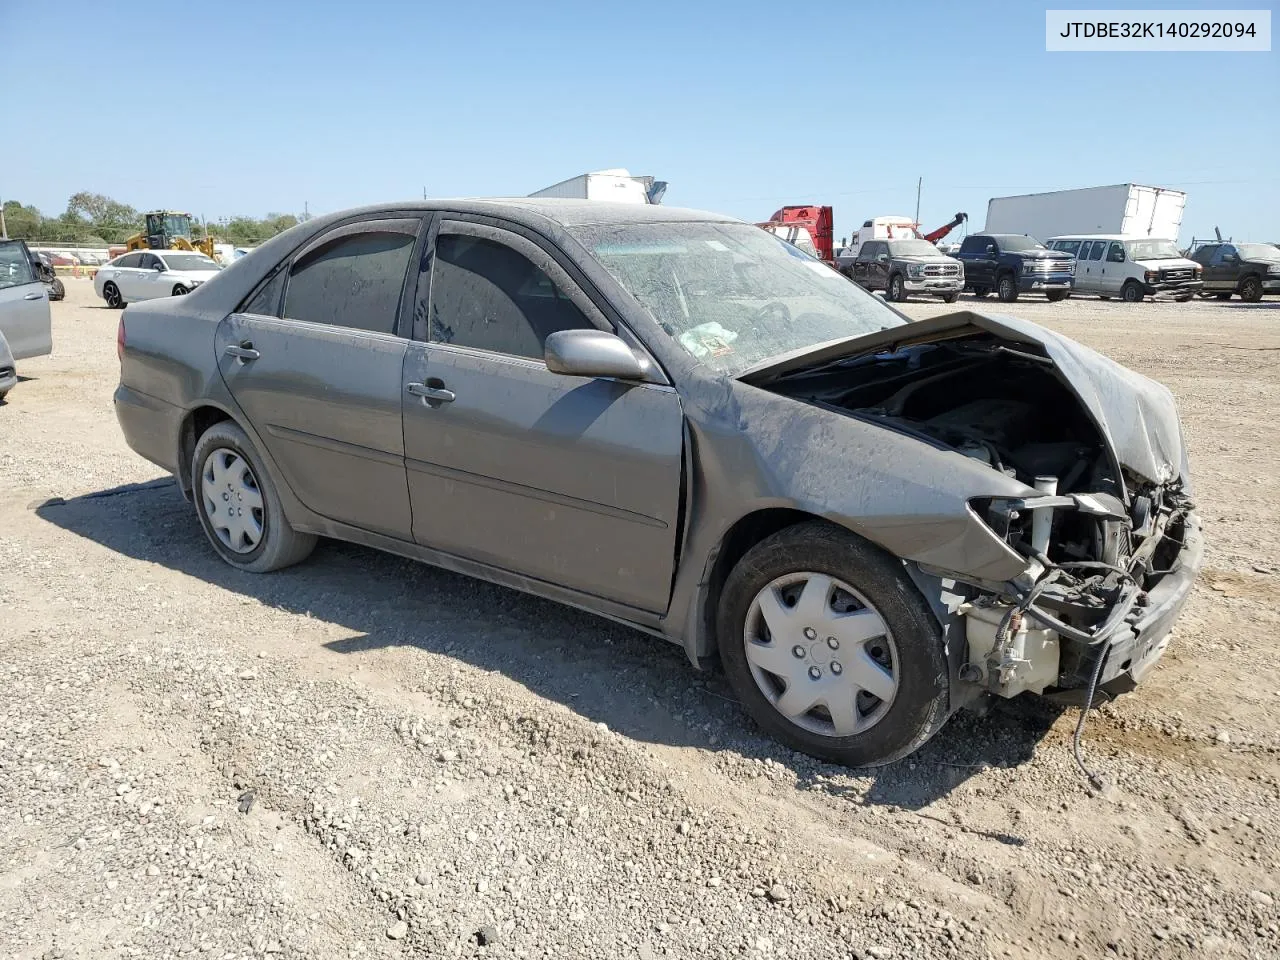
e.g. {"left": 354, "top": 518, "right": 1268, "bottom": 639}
{"left": 529, "top": 169, "right": 668, "bottom": 205}
{"left": 984, "top": 184, "right": 1187, "bottom": 241}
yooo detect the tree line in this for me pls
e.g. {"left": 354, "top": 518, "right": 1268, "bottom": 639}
{"left": 2, "top": 192, "right": 304, "bottom": 247}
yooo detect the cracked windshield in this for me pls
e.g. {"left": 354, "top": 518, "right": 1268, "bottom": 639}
{"left": 573, "top": 221, "right": 902, "bottom": 374}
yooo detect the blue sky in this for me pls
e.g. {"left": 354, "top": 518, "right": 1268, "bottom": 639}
{"left": 4, "top": 0, "right": 1276, "bottom": 243}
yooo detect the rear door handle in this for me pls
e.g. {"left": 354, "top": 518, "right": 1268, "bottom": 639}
{"left": 406, "top": 382, "right": 456, "bottom": 403}
{"left": 24, "top": 292, "right": 43, "bottom": 300}
{"left": 224, "top": 344, "right": 260, "bottom": 361}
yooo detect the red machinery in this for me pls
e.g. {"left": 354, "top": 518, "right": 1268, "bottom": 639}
{"left": 920, "top": 212, "right": 968, "bottom": 244}
{"left": 759, "top": 205, "right": 834, "bottom": 263}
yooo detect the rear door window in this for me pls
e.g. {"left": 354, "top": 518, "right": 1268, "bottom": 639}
{"left": 0, "top": 241, "right": 35, "bottom": 289}
{"left": 428, "top": 233, "right": 594, "bottom": 360}
{"left": 1087, "top": 242, "right": 1105, "bottom": 261}
{"left": 283, "top": 229, "right": 417, "bottom": 334}
{"left": 116, "top": 253, "right": 143, "bottom": 269}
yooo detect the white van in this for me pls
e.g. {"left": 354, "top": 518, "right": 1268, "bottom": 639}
{"left": 1045, "top": 235, "right": 1202, "bottom": 302}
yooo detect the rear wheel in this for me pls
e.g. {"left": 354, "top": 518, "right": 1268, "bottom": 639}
{"left": 717, "top": 522, "right": 950, "bottom": 767}
{"left": 969, "top": 285, "right": 990, "bottom": 298}
{"left": 888, "top": 274, "right": 906, "bottom": 302}
{"left": 172, "top": 284, "right": 189, "bottom": 296}
{"left": 103, "top": 282, "right": 124, "bottom": 309}
{"left": 1121, "top": 281, "right": 1144, "bottom": 303}
{"left": 997, "top": 274, "right": 1018, "bottom": 302}
{"left": 192, "top": 420, "right": 316, "bottom": 573}
{"left": 1240, "top": 276, "right": 1264, "bottom": 303}
{"left": 1045, "top": 290, "right": 1070, "bottom": 302}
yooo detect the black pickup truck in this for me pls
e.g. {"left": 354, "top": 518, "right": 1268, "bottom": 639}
{"left": 956, "top": 233, "right": 1074, "bottom": 302}
{"left": 1188, "top": 242, "right": 1280, "bottom": 302}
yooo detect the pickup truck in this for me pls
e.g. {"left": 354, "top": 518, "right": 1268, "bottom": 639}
{"left": 1188, "top": 242, "right": 1280, "bottom": 302}
{"left": 845, "top": 238, "right": 963, "bottom": 302}
{"left": 956, "top": 233, "right": 1074, "bottom": 302}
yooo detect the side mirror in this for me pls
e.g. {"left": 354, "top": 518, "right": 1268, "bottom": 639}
{"left": 153, "top": 262, "right": 166, "bottom": 272}
{"left": 544, "top": 329, "right": 646, "bottom": 380}
{"left": 985, "top": 245, "right": 997, "bottom": 255}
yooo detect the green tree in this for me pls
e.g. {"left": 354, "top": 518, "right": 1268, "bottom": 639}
{"left": 2, "top": 200, "right": 42, "bottom": 239}
{"left": 66, "top": 191, "right": 143, "bottom": 243}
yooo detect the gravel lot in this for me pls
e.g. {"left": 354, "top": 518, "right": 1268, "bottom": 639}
{"left": 2, "top": 280, "right": 1278, "bottom": 960}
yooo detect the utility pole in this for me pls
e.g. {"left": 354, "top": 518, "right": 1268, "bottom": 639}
{"left": 0, "top": 195, "right": 7, "bottom": 239}
{"left": 914, "top": 177, "right": 922, "bottom": 227}
{"left": 423, "top": 186, "right": 427, "bottom": 200}
{"left": 303, "top": 200, "right": 309, "bottom": 221}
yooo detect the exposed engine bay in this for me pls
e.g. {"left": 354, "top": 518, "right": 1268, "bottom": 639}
{"left": 765, "top": 331, "right": 1198, "bottom": 703}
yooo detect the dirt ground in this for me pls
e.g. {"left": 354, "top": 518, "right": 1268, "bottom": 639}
{"left": 2, "top": 280, "right": 1278, "bottom": 960}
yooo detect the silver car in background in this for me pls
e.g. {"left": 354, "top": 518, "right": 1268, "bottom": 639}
{"left": 0, "top": 239, "right": 54, "bottom": 402}
{"left": 112, "top": 200, "right": 1203, "bottom": 767}
{"left": 95, "top": 250, "right": 223, "bottom": 308}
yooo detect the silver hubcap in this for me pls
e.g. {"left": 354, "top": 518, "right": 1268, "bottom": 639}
{"left": 200, "top": 448, "right": 264, "bottom": 553}
{"left": 744, "top": 573, "right": 898, "bottom": 737}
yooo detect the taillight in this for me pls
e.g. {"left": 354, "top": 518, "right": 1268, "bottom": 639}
{"left": 117, "top": 316, "right": 126, "bottom": 362}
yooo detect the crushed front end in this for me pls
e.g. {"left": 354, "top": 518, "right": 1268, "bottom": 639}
{"left": 749, "top": 311, "right": 1204, "bottom": 708}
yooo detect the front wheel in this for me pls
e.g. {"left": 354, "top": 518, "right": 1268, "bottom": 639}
{"left": 172, "top": 284, "right": 189, "bottom": 296}
{"left": 1240, "top": 276, "right": 1264, "bottom": 303}
{"left": 717, "top": 522, "right": 950, "bottom": 767}
{"left": 997, "top": 274, "right": 1018, "bottom": 302}
{"left": 941, "top": 292, "right": 960, "bottom": 304}
{"left": 1045, "top": 290, "right": 1070, "bottom": 303}
{"left": 888, "top": 274, "right": 906, "bottom": 302}
{"left": 1121, "top": 281, "right": 1144, "bottom": 303}
{"left": 192, "top": 420, "right": 316, "bottom": 573}
{"left": 49, "top": 279, "right": 65, "bottom": 301}
{"left": 103, "top": 281, "right": 124, "bottom": 309}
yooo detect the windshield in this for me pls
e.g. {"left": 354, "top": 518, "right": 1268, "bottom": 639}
{"left": 996, "top": 235, "right": 1046, "bottom": 252}
{"left": 1125, "top": 239, "right": 1183, "bottom": 260}
{"left": 888, "top": 239, "right": 944, "bottom": 257}
{"left": 571, "top": 221, "right": 903, "bottom": 376}
{"left": 1238, "top": 243, "right": 1280, "bottom": 261}
{"left": 163, "top": 254, "right": 220, "bottom": 271}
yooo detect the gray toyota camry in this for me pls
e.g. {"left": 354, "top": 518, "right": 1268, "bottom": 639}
{"left": 113, "top": 200, "right": 1203, "bottom": 767}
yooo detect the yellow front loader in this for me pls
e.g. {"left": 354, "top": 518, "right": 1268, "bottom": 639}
{"left": 124, "top": 211, "right": 216, "bottom": 259}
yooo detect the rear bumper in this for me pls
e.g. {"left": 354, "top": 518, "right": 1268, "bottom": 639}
{"left": 114, "top": 384, "right": 182, "bottom": 475}
{"left": 1045, "top": 511, "right": 1204, "bottom": 706}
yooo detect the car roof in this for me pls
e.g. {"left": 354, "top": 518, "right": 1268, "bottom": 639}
{"left": 301, "top": 198, "right": 739, "bottom": 230}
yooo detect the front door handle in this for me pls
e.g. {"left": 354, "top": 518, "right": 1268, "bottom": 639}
{"left": 406, "top": 382, "right": 456, "bottom": 404}
{"left": 224, "top": 343, "right": 260, "bottom": 361}
{"left": 24, "top": 292, "right": 43, "bottom": 300}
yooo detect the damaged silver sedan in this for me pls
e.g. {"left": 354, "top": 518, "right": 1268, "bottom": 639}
{"left": 113, "top": 200, "right": 1203, "bottom": 766}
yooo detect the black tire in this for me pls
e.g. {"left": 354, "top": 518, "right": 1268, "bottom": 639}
{"left": 1045, "top": 290, "right": 1070, "bottom": 303}
{"left": 969, "top": 285, "right": 990, "bottom": 298}
{"left": 172, "top": 284, "right": 189, "bottom": 296}
{"left": 1240, "top": 276, "right": 1264, "bottom": 303}
{"left": 103, "top": 281, "right": 125, "bottom": 309}
{"left": 1121, "top": 281, "right": 1144, "bottom": 303}
{"left": 888, "top": 274, "right": 907, "bottom": 302}
{"left": 717, "top": 521, "right": 950, "bottom": 767}
{"left": 1214, "top": 292, "right": 1232, "bottom": 300}
{"left": 192, "top": 420, "right": 316, "bottom": 573}
{"left": 49, "top": 279, "right": 65, "bottom": 301}
{"left": 997, "top": 274, "right": 1018, "bottom": 302}
{"left": 1098, "top": 295, "right": 1111, "bottom": 301}
{"left": 941, "top": 292, "right": 960, "bottom": 304}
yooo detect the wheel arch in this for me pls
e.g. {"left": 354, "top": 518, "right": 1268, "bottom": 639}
{"left": 689, "top": 508, "right": 855, "bottom": 662}
{"left": 177, "top": 403, "right": 238, "bottom": 499}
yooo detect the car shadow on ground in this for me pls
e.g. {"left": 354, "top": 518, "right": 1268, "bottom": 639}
{"left": 36, "top": 479, "right": 1065, "bottom": 814}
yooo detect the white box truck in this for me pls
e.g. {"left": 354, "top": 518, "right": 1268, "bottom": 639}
{"left": 984, "top": 184, "right": 1187, "bottom": 241}
{"left": 529, "top": 169, "right": 667, "bottom": 205}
